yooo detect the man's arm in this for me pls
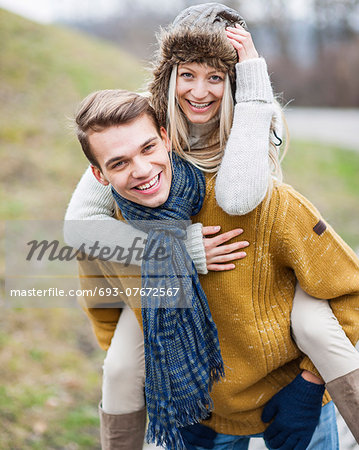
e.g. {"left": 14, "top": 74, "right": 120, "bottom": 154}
{"left": 77, "top": 255, "right": 128, "bottom": 350}
{"left": 279, "top": 185, "right": 359, "bottom": 374}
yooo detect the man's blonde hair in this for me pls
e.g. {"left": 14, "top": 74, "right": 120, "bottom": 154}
{"left": 75, "top": 89, "right": 161, "bottom": 168}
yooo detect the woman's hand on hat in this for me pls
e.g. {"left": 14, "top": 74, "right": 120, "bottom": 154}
{"left": 225, "top": 24, "right": 259, "bottom": 62}
{"left": 202, "top": 226, "right": 249, "bottom": 271}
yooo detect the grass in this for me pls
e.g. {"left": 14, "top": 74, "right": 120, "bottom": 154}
{"left": 0, "top": 308, "right": 104, "bottom": 449}
{"left": 282, "top": 140, "right": 359, "bottom": 249}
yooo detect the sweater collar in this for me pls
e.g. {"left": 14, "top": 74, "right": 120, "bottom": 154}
{"left": 187, "top": 115, "right": 220, "bottom": 149}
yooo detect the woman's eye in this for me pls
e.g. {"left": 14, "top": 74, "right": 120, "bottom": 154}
{"left": 210, "top": 75, "right": 223, "bottom": 82}
{"left": 180, "top": 72, "right": 193, "bottom": 79}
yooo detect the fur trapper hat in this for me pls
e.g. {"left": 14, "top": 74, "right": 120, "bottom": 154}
{"left": 149, "top": 3, "right": 247, "bottom": 126}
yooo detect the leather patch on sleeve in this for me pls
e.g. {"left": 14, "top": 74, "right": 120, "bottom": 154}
{"left": 313, "top": 220, "right": 327, "bottom": 236}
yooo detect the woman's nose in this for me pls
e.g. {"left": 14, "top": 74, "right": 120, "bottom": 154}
{"left": 191, "top": 80, "right": 209, "bottom": 99}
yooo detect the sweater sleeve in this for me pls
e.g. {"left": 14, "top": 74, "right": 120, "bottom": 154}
{"left": 278, "top": 185, "right": 359, "bottom": 376}
{"left": 64, "top": 166, "right": 208, "bottom": 273}
{"left": 77, "top": 257, "right": 122, "bottom": 351}
{"left": 215, "top": 58, "right": 275, "bottom": 215}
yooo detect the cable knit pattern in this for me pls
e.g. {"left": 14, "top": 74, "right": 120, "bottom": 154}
{"left": 215, "top": 58, "right": 274, "bottom": 215}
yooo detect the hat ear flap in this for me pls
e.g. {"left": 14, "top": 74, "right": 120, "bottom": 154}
{"left": 150, "top": 62, "right": 172, "bottom": 127}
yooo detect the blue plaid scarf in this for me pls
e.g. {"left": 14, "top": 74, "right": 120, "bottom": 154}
{"left": 112, "top": 152, "right": 224, "bottom": 449}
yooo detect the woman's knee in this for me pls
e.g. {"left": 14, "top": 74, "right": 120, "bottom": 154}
{"left": 103, "top": 350, "right": 144, "bottom": 384}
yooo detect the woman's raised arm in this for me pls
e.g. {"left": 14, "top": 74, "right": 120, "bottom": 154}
{"left": 215, "top": 57, "right": 275, "bottom": 215}
{"left": 215, "top": 24, "right": 276, "bottom": 215}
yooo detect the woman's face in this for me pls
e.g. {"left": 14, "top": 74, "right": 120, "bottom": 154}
{"left": 176, "top": 62, "right": 226, "bottom": 124}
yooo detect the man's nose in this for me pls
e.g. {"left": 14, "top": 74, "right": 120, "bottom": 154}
{"left": 131, "top": 157, "right": 152, "bottom": 178}
{"left": 191, "top": 80, "right": 209, "bottom": 99}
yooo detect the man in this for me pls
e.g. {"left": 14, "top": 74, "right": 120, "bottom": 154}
{"left": 73, "top": 89, "right": 359, "bottom": 450}
{"left": 73, "top": 88, "right": 245, "bottom": 450}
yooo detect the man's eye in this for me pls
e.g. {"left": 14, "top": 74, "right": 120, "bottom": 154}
{"left": 143, "top": 144, "right": 155, "bottom": 152}
{"left": 113, "top": 161, "right": 125, "bottom": 169}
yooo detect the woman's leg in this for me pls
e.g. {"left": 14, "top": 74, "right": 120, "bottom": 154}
{"left": 291, "top": 284, "right": 359, "bottom": 442}
{"left": 100, "top": 305, "right": 146, "bottom": 450}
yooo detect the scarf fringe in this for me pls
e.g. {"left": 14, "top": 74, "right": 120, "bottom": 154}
{"left": 210, "top": 361, "right": 226, "bottom": 383}
{"left": 146, "top": 419, "right": 187, "bottom": 450}
{"left": 173, "top": 394, "right": 214, "bottom": 425}
{"left": 147, "top": 392, "right": 219, "bottom": 450}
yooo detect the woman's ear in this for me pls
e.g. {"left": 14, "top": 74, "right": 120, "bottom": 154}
{"left": 91, "top": 165, "right": 109, "bottom": 186}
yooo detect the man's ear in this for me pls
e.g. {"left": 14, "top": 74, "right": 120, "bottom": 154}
{"left": 91, "top": 165, "right": 109, "bottom": 186}
{"left": 160, "top": 127, "right": 170, "bottom": 152}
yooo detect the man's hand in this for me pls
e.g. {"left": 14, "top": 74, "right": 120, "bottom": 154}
{"left": 202, "top": 226, "right": 249, "bottom": 271}
{"left": 225, "top": 23, "right": 259, "bottom": 62}
{"left": 179, "top": 423, "right": 217, "bottom": 449}
{"left": 261, "top": 373, "right": 325, "bottom": 449}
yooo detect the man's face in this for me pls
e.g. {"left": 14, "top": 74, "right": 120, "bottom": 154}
{"left": 90, "top": 114, "right": 172, "bottom": 208}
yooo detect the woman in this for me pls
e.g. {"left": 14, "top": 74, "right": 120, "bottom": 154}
{"left": 65, "top": 3, "right": 359, "bottom": 448}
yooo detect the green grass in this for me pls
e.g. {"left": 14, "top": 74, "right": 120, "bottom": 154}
{"left": 0, "top": 308, "right": 103, "bottom": 449}
{"left": 283, "top": 140, "right": 359, "bottom": 248}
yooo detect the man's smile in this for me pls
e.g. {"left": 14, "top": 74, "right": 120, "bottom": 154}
{"left": 133, "top": 172, "right": 162, "bottom": 194}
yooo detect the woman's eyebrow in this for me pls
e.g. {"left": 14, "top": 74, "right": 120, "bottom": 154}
{"left": 207, "top": 69, "right": 225, "bottom": 75}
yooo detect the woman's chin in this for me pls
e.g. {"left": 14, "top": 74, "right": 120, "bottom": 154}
{"left": 186, "top": 113, "right": 215, "bottom": 124}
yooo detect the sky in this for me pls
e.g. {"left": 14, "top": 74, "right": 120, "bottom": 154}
{"left": 0, "top": 0, "right": 312, "bottom": 24}
{"left": 0, "top": 0, "right": 122, "bottom": 22}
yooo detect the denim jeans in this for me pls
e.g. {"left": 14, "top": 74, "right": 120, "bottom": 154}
{"left": 193, "top": 401, "right": 339, "bottom": 450}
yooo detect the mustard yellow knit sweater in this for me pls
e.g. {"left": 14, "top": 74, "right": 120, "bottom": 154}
{"left": 78, "top": 177, "right": 359, "bottom": 435}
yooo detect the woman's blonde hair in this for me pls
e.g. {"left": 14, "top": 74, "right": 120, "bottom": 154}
{"left": 166, "top": 64, "right": 289, "bottom": 181}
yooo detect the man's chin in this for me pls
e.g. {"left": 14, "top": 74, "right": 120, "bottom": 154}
{"left": 131, "top": 195, "right": 168, "bottom": 209}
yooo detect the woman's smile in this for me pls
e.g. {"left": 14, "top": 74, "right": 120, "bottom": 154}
{"left": 185, "top": 99, "right": 215, "bottom": 113}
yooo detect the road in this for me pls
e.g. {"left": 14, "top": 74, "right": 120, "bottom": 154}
{"left": 285, "top": 107, "right": 359, "bottom": 151}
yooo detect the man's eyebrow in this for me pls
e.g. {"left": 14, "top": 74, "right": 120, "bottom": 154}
{"left": 104, "top": 136, "right": 158, "bottom": 169}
